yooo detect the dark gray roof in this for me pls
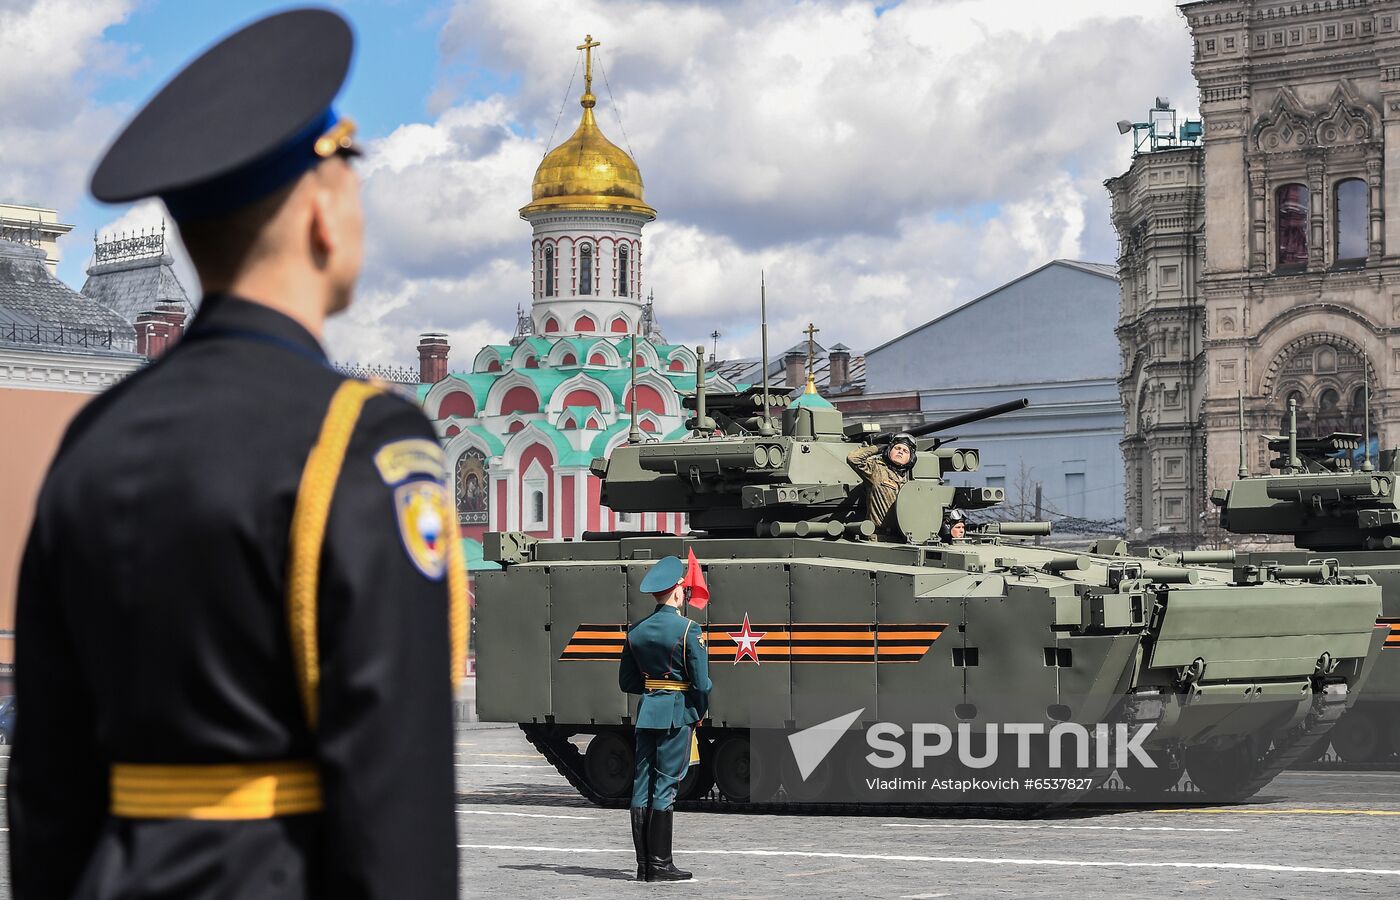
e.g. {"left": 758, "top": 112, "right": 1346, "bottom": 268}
{"left": 0, "top": 239, "right": 137, "bottom": 353}
{"left": 82, "top": 254, "right": 195, "bottom": 324}
{"left": 864, "top": 258, "right": 1119, "bottom": 356}
{"left": 711, "top": 346, "right": 866, "bottom": 397}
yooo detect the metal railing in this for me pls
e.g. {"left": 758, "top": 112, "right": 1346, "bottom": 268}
{"left": 0, "top": 322, "right": 135, "bottom": 351}
{"left": 333, "top": 362, "right": 420, "bottom": 384}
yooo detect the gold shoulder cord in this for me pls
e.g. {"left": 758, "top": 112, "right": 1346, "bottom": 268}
{"left": 288, "top": 380, "right": 383, "bottom": 729}
{"left": 288, "top": 380, "right": 470, "bottom": 729}
{"left": 446, "top": 505, "right": 470, "bottom": 683}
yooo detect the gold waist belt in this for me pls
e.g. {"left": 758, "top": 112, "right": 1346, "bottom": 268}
{"left": 643, "top": 678, "right": 691, "bottom": 691}
{"left": 110, "top": 760, "right": 322, "bottom": 820}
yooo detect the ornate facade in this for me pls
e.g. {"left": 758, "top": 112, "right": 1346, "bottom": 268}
{"left": 1112, "top": 0, "right": 1400, "bottom": 545}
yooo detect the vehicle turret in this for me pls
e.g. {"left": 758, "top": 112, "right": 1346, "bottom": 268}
{"left": 591, "top": 368, "right": 1028, "bottom": 541}
{"left": 1212, "top": 430, "right": 1400, "bottom": 550}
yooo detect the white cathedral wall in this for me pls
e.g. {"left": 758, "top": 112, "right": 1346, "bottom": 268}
{"left": 527, "top": 209, "right": 649, "bottom": 336}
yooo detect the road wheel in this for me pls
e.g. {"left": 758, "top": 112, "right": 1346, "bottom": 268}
{"left": 582, "top": 731, "right": 634, "bottom": 801}
{"left": 713, "top": 733, "right": 778, "bottom": 803}
{"left": 1185, "top": 740, "right": 1260, "bottom": 800}
{"left": 1331, "top": 709, "right": 1392, "bottom": 763}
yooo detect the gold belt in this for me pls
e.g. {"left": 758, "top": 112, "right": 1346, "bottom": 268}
{"left": 110, "top": 760, "right": 322, "bottom": 820}
{"left": 643, "top": 678, "right": 691, "bottom": 691}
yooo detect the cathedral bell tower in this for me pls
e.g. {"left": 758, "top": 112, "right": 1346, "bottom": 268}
{"left": 520, "top": 35, "right": 656, "bottom": 340}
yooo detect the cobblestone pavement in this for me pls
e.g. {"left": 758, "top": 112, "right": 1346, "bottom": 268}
{"left": 5, "top": 728, "right": 1400, "bottom": 897}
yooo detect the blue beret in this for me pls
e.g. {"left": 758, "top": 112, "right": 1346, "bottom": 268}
{"left": 640, "top": 556, "right": 685, "bottom": 594}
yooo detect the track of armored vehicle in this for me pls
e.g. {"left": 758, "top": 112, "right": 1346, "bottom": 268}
{"left": 476, "top": 379, "right": 1384, "bottom": 814}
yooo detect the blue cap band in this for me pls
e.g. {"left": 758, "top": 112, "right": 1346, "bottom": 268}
{"left": 161, "top": 108, "right": 339, "bottom": 222}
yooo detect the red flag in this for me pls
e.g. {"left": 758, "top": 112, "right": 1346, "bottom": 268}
{"left": 682, "top": 547, "right": 709, "bottom": 609}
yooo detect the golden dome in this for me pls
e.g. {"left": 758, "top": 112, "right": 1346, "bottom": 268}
{"left": 521, "top": 94, "right": 655, "bottom": 219}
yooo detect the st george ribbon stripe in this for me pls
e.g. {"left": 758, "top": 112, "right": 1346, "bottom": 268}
{"left": 558, "top": 622, "right": 947, "bottom": 663}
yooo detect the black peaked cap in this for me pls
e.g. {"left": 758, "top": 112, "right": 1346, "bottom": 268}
{"left": 90, "top": 8, "right": 353, "bottom": 204}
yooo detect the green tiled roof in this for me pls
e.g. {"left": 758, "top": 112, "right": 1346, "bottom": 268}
{"left": 462, "top": 424, "right": 505, "bottom": 455}
{"left": 439, "top": 372, "right": 498, "bottom": 407}
{"left": 790, "top": 390, "right": 835, "bottom": 409}
{"left": 462, "top": 538, "right": 501, "bottom": 573}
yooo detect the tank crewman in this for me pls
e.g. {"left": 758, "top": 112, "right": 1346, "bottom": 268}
{"left": 8, "top": 10, "right": 465, "bottom": 899}
{"left": 618, "top": 555, "right": 711, "bottom": 882}
{"left": 940, "top": 508, "right": 967, "bottom": 542}
{"left": 847, "top": 433, "right": 917, "bottom": 534}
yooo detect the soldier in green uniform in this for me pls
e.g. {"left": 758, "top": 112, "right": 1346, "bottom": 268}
{"left": 619, "top": 555, "right": 711, "bottom": 882}
{"left": 7, "top": 10, "right": 465, "bottom": 899}
{"left": 847, "top": 433, "right": 917, "bottom": 534}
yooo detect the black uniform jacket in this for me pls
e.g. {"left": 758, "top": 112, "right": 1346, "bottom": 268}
{"left": 8, "top": 295, "right": 459, "bottom": 899}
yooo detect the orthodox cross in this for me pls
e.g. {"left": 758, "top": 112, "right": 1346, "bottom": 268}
{"left": 577, "top": 35, "right": 601, "bottom": 95}
{"left": 710, "top": 330, "right": 721, "bottom": 362}
{"left": 803, "top": 322, "right": 820, "bottom": 392}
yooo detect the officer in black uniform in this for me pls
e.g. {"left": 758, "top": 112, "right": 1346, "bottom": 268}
{"left": 7, "top": 10, "right": 465, "bottom": 899}
{"left": 619, "top": 555, "right": 711, "bottom": 882}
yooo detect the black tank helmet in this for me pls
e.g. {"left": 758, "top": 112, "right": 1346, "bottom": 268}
{"left": 884, "top": 433, "right": 917, "bottom": 471}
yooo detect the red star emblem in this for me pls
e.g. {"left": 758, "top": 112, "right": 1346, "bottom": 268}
{"left": 727, "top": 613, "right": 767, "bottom": 665}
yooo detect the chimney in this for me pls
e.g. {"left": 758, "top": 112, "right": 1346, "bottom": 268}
{"left": 784, "top": 348, "right": 805, "bottom": 389}
{"left": 134, "top": 301, "right": 188, "bottom": 360}
{"left": 828, "top": 343, "right": 851, "bottom": 391}
{"left": 418, "top": 332, "right": 450, "bottom": 384}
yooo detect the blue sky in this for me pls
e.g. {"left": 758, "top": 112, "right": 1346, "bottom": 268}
{"left": 60, "top": 0, "right": 448, "bottom": 285}
{"left": 7, "top": 0, "right": 1197, "bottom": 366}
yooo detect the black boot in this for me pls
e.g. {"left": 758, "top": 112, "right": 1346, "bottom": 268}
{"left": 631, "top": 807, "right": 649, "bottom": 881}
{"left": 645, "top": 808, "right": 692, "bottom": 882}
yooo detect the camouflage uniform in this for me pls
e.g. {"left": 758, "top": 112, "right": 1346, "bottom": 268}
{"left": 847, "top": 444, "right": 910, "bottom": 532}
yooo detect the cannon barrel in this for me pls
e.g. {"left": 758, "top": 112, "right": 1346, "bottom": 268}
{"left": 909, "top": 397, "right": 1029, "bottom": 438}
{"left": 875, "top": 398, "right": 1029, "bottom": 444}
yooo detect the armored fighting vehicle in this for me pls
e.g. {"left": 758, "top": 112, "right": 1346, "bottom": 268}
{"left": 1209, "top": 405, "right": 1400, "bottom": 763}
{"left": 476, "top": 376, "right": 1384, "bottom": 810}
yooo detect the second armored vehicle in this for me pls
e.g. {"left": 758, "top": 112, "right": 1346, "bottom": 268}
{"left": 1211, "top": 408, "right": 1400, "bottom": 763}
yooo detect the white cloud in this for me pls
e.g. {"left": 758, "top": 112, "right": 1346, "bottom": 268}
{"left": 288, "top": 0, "right": 1201, "bottom": 365}
{"left": 0, "top": 0, "right": 135, "bottom": 210}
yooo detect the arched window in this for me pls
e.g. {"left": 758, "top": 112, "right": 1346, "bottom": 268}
{"left": 486, "top": 360, "right": 502, "bottom": 373}
{"left": 618, "top": 244, "right": 630, "bottom": 297}
{"left": 543, "top": 245, "right": 556, "bottom": 297}
{"left": 1349, "top": 385, "right": 1370, "bottom": 435}
{"left": 560, "top": 352, "right": 577, "bottom": 366}
{"left": 524, "top": 356, "right": 539, "bottom": 369}
{"left": 610, "top": 317, "right": 629, "bottom": 333}
{"left": 579, "top": 244, "right": 593, "bottom": 295}
{"left": 589, "top": 353, "right": 607, "bottom": 366}
{"left": 531, "top": 490, "right": 545, "bottom": 526}
{"left": 669, "top": 359, "right": 686, "bottom": 372}
{"left": 1276, "top": 183, "right": 1309, "bottom": 268}
{"left": 543, "top": 316, "right": 560, "bottom": 334}
{"left": 574, "top": 315, "right": 596, "bottom": 332}
{"left": 1335, "top": 178, "right": 1367, "bottom": 263}
{"left": 1317, "top": 388, "right": 1343, "bottom": 435}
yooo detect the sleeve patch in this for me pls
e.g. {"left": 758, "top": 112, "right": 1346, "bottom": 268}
{"left": 394, "top": 481, "right": 450, "bottom": 580}
{"left": 374, "top": 439, "right": 446, "bottom": 486}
